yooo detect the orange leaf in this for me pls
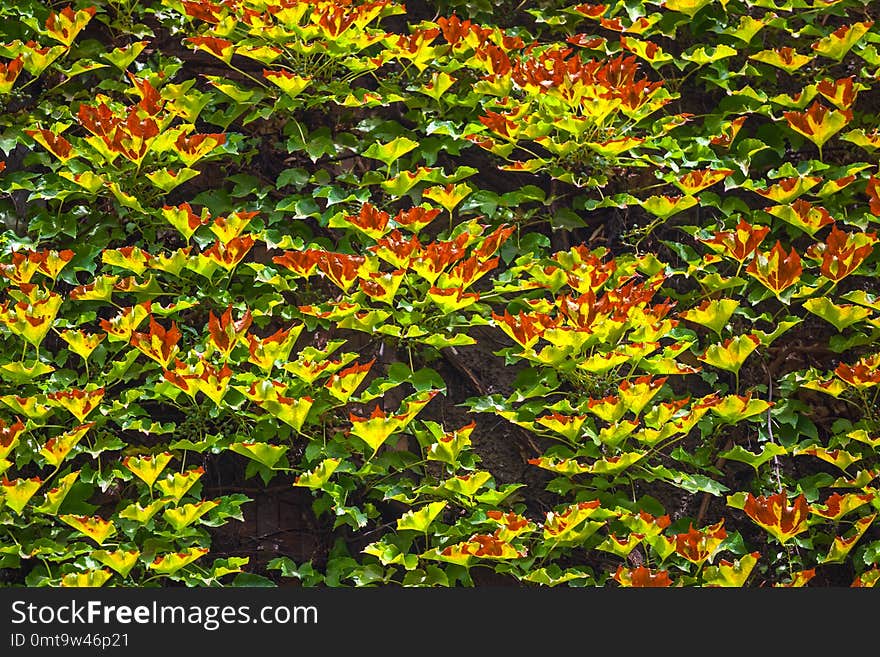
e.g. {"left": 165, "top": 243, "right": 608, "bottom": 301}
{"left": 614, "top": 565, "right": 673, "bottom": 587}
{"left": 805, "top": 224, "right": 876, "bottom": 283}
{"left": 207, "top": 305, "right": 252, "bottom": 359}
{"left": 783, "top": 101, "right": 852, "bottom": 149}
{"left": 816, "top": 77, "right": 859, "bottom": 110}
{"left": 700, "top": 217, "right": 769, "bottom": 263}
{"left": 746, "top": 241, "right": 802, "bottom": 296}
{"left": 130, "top": 316, "right": 181, "bottom": 368}
{"left": 742, "top": 491, "right": 809, "bottom": 544}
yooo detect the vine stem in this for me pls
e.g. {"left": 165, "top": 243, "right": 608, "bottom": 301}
{"left": 767, "top": 371, "right": 782, "bottom": 493}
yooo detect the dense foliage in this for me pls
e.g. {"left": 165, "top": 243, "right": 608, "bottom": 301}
{"left": 0, "top": 0, "right": 879, "bottom": 588}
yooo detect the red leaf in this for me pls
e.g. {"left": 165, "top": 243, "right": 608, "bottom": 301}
{"left": 393, "top": 206, "right": 441, "bottom": 231}
{"left": 701, "top": 217, "right": 769, "bottom": 263}
{"left": 78, "top": 102, "right": 119, "bottom": 138}
{"left": 314, "top": 251, "right": 366, "bottom": 291}
{"left": 614, "top": 565, "right": 672, "bottom": 587}
{"left": 866, "top": 177, "right": 880, "bottom": 216}
{"left": 208, "top": 305, "right": 252, "bottom": 356}
{"left": 130, "top": 316, "right": 181, "bottom": 368}
{"left": 743, "top": 491, "right": 810, "bottom": 543}
{"left": 25, "top": 129, "right": 73, "bottom": 160}
{"left": 805, "top": 224, "right": 876, "bottom": 282}
{"left": 575, "top": 3, "right": 607, "bottom": 18}
{"left": 186, "top": 36, "right": 233, "bottom": 58}
{"left": 0, "top": 56, "right": 23, "bottom": 85}
{"left": 181, "top": 0, "right": 224, "bottom": 22}
{"left": 745, "top": 241, "right": 803, "bottom": 294}
{"left": 272, "top": 249, "right": 320, "bottom": 277}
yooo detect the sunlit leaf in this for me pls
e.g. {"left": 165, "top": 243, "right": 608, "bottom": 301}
{"left": 59, "top": 514, "right": 115, "bottom": 546}
{"left": 699, "top": 334, "right": 760, "bottom": 375}
{"left": 803, "top": 298, "right": 871, "bottom": 332}
{"left": 92, "top": 549, "right": 140, "bottom": 578}
{"left": 397, "top": 501, "right": 447, "bottom": 532}
{"left": 1, "top": 476, "right": 42, "bottom": 515}
{"left": 123, "top": 452, "right": 174, "bottom": 488}
{"left": 812, "top": 22, "right": 874, "bottom": 61}
{"left": 739, "top": 491, "right": 809, "bottom": 545}
{"left": 230, "top": 442, "right": 288, "bottom": 469}
{"left": 821, "top": 514, "right": 876, "bottom": 564}
{"left": 60, "top": 569, "right": 113, "bottom": 588}
{"left": 149, "top": 547, "right": 210, "bottom": 575}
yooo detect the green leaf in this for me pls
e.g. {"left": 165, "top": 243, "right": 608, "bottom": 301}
{"left": 718, "top": 443, "right": 787, "bottom": 471}
{"left": 211, "top": 556, "right": 250, "bottom": 579}
{"left": 681, "top": 44, "right": 738, "bottom": 65}
{"left": 420, "top": 333, "right": 476, "bottom": 348}
{"left": 230, "top": 572, "right": 277, "bottom": 587}
{"left": 521, "top": 566, "right": 593, "bottom": 586}
{"left": 106, "top": 182, "right": 146, "bottom": 213}
{"left": 644, "top": 466, "right": 729, "bottom": 496}
{"left": 841, "top": 290, "right": 880, "bottom": 312}
{"left": 753, "top": 317, "right": 802, "bottom": 346}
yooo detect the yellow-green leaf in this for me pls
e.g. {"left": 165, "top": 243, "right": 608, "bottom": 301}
{"left": 397, "top": 501, "right": 447, "bottom": 532}
{"left": 678, "top": 298, "right": 739, "bottom": 336}
{"left": 155, "top": 467, "right": 204, "bottom": 503}
{"left": 699, "top": 334, "right": 760, "bottom": 374}
{"left": 230, "top": 442, "right": 288, "bottom": 469}
{"left": 718, "top": 443, "right": 787, "bottom": 471}
{"left": 702, "top": 552, "right": 760, "bottom": 587}
{"left": 149, "top": 547, "right": 210, "bottom": 575}
{"left": 92, "top": 549, "right": 140, "bottom": 577}
{"left": 1, "top": 476, "right": 42, "bottom": 514}
{"left": 803, "top": 298, "right": 871, "bottom": 332}
{"left": 162, "top": 500, "right": 219, "bottom": 531}
{"left": 60, "top": 569, "right": 113, "bottom": 587}
{"left": 821, "top": 514, "right": 876, "bottom": 564}
{"left": 363, "top": 136, "right": 419, "bottom": 168}
{"left": 33, "top": 471, "right": 80, "bottom": 515}
{"left": 60, "top": 514, "right": 115, "bottom": 545}
{"left": 123, "top": 452, "right": 174, "bottom": 488}
{"left": 293, "top": 458, "right": 341, "bottom": 489}
{"left": 812, "top": 22, "right": 873, "bottom": 61}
